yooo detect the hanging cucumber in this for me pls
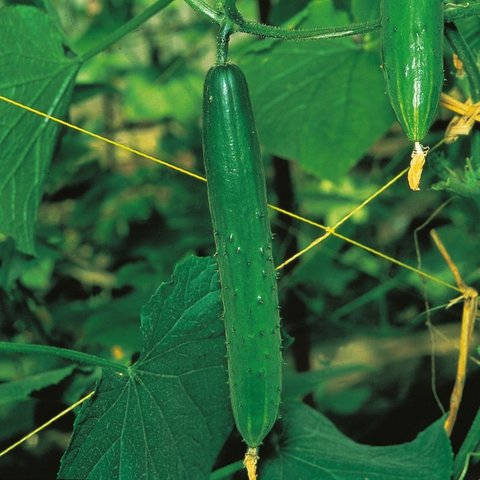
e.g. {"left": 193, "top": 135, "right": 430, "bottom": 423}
{"left": 202, "top": 28, "right": 282, "bottom": 480}
{"left": 381, "top": 0, "right": 444, "bottom": 190}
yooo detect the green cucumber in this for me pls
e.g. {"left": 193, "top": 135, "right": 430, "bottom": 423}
{"left": 202, "top": 63, "right": 282, "bottom": 465}
{"left": 381, "top": 0, "right": 444, "bottom": 142}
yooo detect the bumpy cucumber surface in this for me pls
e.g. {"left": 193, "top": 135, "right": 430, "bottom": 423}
{"left": 381, "top": 0, "right": 444, "bottom": 142}
{"left": 202, "top": 63, "right": 282, "bottom": 449}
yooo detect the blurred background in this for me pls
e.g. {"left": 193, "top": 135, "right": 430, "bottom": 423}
{"left": 0, "top": 0, "right": 479, "bottom": 478}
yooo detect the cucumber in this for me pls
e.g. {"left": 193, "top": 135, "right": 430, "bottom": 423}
{"left": 202, "top": 63, "right": 282, "bottom": 475}
{"left": 381, "top": 0, "right": 444, "bottom": 143}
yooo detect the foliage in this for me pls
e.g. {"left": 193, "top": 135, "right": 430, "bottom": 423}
{"left": 0, "top": 0, "right": 479, "bottom": 479}
{"left": 59, "top": 256, "right": 232, "bottom": 479}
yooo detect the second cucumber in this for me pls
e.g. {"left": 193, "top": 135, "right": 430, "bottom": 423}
{"left": 381, "top": 0, "right": 444, "bottom": 143}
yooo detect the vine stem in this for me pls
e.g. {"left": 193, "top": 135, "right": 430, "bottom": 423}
{"left": 183, "top": 0, "right": 223, "bottom": 23}
{"left": 223, "top": 0, "right": 243, "bottom": 24}
{"left": 80, "top": 0, "right": 174, "bottom": 63}
{"left": 217, "top": 0, "right": 480, "bottom": 41}
{"left": 0, "top": 342, "right": 129, "bottom": 373}
{"left": 446, "top": 1, "right": 480, "bottom": 22}
{"left": 76, "top": 0, "right": 480, "bottom": 61}
{"left": 445, "top": 23, "right": 480, "bottom": 102}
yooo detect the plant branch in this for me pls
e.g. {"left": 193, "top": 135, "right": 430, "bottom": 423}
{"left": 240, "top": 19, "right": 378, "bottom": 40}
{"left": 0, "top": 342, "right": 129, "bottom": 373}
{"left": 77, "top": 0, "right": 480, "bottom": 60}
{"left": 445, "top": 1, "right": 480, "bottom": 22}
{"left": 445, "top": 22, "right": 480, "bottom": 101}
{"left": 80, "top": 0, "right": 175, "bottom": 62}
{"left": 220, "top": 1, "right": 480, "bottom": 41}
{"left": 183, "top": 0, "right": 223, "bottom": 23}
{"left": 223, "top": 0, "right": 243, "bottom": 24}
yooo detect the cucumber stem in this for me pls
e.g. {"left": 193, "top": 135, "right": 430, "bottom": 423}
{"left": 244, "top": 447, "right": 259, "bottom": 480}
{"left": 216, "top": 19, "right": 235, "bottom": 65}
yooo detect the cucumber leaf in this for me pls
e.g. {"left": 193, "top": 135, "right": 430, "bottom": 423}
{"left": 0, "top": 6, "right": 80, "bottom": 254}
{"left": 261, "top": 402, "right": 453, "bottom": 480}
{"left": 239, "top": 0, "right": 394, "bottom": 180}
{"left": 0, "top": 365, "right": 75, "bottom": 406}
{"left": 58, "top": 256, "right": 232, "bottom": 480}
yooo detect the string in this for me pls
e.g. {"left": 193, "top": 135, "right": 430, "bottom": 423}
{"left": 0, "top": 83, "right": 471, "bottom": 458}
{"left": 276, "top": 135, "right": 448, "bottom": 272}
{"left": 413, "top": 202, "right": 453, "bottom": 416}
{"left": 275, "top": 168, "right": 408, "bottom": 270}
{"left": 0, "top": 95, "right": 207, "bottom": 183}
{"left": 0, "top": 94, "right": 459, "bottom": 293}
{"left": 0, "top": 391, "right": 94, "bottom": 457}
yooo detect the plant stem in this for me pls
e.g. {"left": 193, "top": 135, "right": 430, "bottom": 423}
{"left": 445, "top": 23, "right": 480, "bottom": 101}
{"left": 240, "top": 18, "right": 378, "bottom": 40}
{"left": 223, "top": 0, "right": 243, "bottom": 24}
{"left": 243, "top": 0, "right": 480, "bottom": 40}
{"left": 209, "top": 460, "right": 244, "bottom": 479}
{"left": 0, "top": 342, "right": 129, "bottom": 373}
{"left": 80, "top": 0, "right": 175, "bottom": 63}
{"left": 445, "top": 1, "right": 480, "bottom": 22}
{"left": 218, "top": 0, "right": 480, "bottom": 41}
{"left": 230, "top": 1, "right": 480, "bottom": 41}
{"left": 183, "top": 0, "right": 223, "bottom": 23}
{"left": 216, "top": 18, "right": 235, "bottom": 64}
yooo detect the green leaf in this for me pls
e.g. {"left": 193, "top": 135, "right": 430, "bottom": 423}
{"left": 0, "top": 365, "right": 75, "bottom": 406}
{"left": 453, "top": 406, "right": 480, "bottom": 478}
{"left": 58, "top": 256, "right": 232, "bottom": 480}
{"left": 0, "top": 237, "right": 33, "bottom": 291}
{"left": 239, "top": 0, "right": 394, "bottom": 180}
{"left": 262, "top": 403, "right": 453, "bottom": 480}
{"left": 431, "top": 155, "right": 480, "bottom": 198}
{"left": 123, "top": 67, "right": 204, "bottom": 124}
{"left": 0, "top": 400, "right": 36, "bottom": 442}
{"left": 0, "top": 6, "right": 80, "bottom": 254}
{"left": 269, "top": 0, "right": 310, "bottom": 24}
{"left": 352, "top": 0, "right": 380, "bottom": 22}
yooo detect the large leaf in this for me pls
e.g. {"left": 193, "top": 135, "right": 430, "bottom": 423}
{"left": 262, "top": 402, "right": 453, "bottom": 480}
{"left": 0, "top": 6, "right": 80, "bottom": 254}
{"left": 240, "top": 0, "right": 394, "bottom": 180}
{"left": 58, "top": 256, "right": 232, "bottom": 480}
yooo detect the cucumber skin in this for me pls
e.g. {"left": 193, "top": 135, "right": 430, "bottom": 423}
{"left": 381, "top": 0, "right": 444, "bottom": 142}
{"left": 202, "top": 64, "right": 282, "bottom": 448}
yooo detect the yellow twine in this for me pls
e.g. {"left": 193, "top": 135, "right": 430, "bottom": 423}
{"left": 0, "top": 94, "right": 459, "bottom": 293}
{"left": 0, "top": 391, "right": 94, "bottom": 457}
